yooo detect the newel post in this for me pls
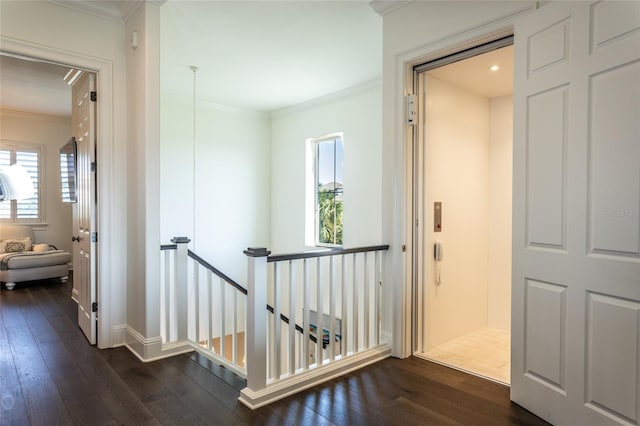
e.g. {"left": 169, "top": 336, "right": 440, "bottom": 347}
{"left": 244, "top": 247, "right": 270, "bottom": 393}
{"left": 172, "top": 237, "right": 191, "bottom": 342}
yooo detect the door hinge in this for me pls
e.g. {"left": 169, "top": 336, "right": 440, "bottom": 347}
{"left": 90, "top": 91, "right": 97, "bottom": 102}
{"left": 92, "top": 302, "right": 98, "bottom": 312}
{"left": 91, "top": 162, "right": 97, "bottom": 172}
{"left": 91, "top": 232, "right": 98, "bottom": 243}
{"left": 406, "top": 94, "right": 417, "bottom": 126}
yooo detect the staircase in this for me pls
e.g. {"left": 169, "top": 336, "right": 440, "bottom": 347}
{"left": 160, "top": 240, "right": 390, "bottom": 408}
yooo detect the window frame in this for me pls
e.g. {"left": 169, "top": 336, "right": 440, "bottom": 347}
{"left": 312, "top": 133, "right": 344, "bottom": 248}
{"left": 0, "top": 141, "right": 45, "bottom": 224}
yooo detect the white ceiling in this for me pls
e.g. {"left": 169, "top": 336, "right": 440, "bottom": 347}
{"left": 0, "top": 54, "right": 72, "bottom": 116}
{"left": 160, "top": 1, "right": 383, "bottom": 111}
{"left": 427, "top": 45, "right": 514, "bottom": 99}
{"left": 0, "top": 1, "right": 512, "bottom": 117}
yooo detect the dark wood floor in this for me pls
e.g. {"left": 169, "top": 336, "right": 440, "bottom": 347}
{"left": 0, "top": 278, "right": 548, "bottom": 426}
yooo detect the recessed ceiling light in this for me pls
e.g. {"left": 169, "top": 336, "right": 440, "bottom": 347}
{"left": 490, "top": 65, "right": 500, "bottom": 72}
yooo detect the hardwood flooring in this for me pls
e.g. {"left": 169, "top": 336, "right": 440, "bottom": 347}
{"left": 0, "top": 278, "right": 548, "bottom": 425}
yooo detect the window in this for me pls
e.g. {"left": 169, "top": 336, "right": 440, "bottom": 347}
{"left": 0, "top": 143, "right": 43, "bottom": 223}
{"left": 313, "top": 134, "right": 344, "bottom": 246}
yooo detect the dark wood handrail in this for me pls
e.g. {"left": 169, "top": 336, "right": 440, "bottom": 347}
{"left": 266, "top": 305, "right": 318, "bottom": 344}
{"left": 187, "top": 250, "right": 248, "bottom": 295}
{"left": 162, "top": 246, "right": 351, "bottom": 345}
{"left": 267, "top": 244, "right": 390, "bottom": 263}
{"left": 187, "top": 250, "right": 317, "bottom": 343}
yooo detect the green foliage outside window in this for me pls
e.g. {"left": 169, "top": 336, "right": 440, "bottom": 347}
{"left": 318, "top": 190, "right": 343, "bottom": 245}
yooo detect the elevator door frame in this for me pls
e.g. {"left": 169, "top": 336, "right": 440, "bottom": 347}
{"left": 410, "top": 36, "right": 514, "bottom": 368}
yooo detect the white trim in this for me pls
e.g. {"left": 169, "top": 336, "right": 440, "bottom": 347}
{"left": 414, "top": 353, "right": 509, "bottom": 386}
{"left": 390, "top": 5, "right": 535, "bottom": 359}
{"left": 271, "top": 80, "right": 382, "bottom": 118}
{"left": 45, "top": 0, "right": 125, "bottom": 22}
{"left": 125, "top": 325, "right": 163, "bottom": 361}
{"left": 125, "top": 328, "right": 213, "bottom": 363}
{"left": 381, "top": 330, "right": 393, "bottom": 345}
{"left": 190, "top": 344, "right": 247, "bottom": 378}
{"left": 369, "top": 1, "right": 413, "bottom": 17}
{"left": 127, "top": 325, "right": 162, "bottom": 345}
{"left": 162, "top": 90, "right": 270, "bottom": 117}
{"left": 46, "top": 0, "right": 166, "bottom": 23}
{"left": 0, "top": 108, "right": 71, "bottom": 122}
{"left": 0, "top": 35, "right": 116, "bottom": 350}
{"left": 111, "top": 324, "right": 127, "bottom": 346}
{"left": 239, "top": 344, "right": 391, "bottom": 410}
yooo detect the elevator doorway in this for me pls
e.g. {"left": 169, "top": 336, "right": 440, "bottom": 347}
{"left": 412, "top": 39, "right": 514, "bottom": 384}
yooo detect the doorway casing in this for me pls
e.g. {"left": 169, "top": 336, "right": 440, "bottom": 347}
{"left": 1, "top": 36, "right": 117, "bottom": 349}
{"left": 410, "top": 36, "right": 513, "bottom": 358}
{"left": 390, "top": 6, "right": 534, "bottom": 360}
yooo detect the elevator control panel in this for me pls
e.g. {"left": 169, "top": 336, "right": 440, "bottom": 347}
{"left": 434, "top": 202, "right": 442, "bottom": 232}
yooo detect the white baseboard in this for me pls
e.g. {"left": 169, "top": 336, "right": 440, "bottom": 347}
{"left": 112, "top": 324, "right": 127, "bottom": 346}
{"left": 124, "top": 326, "right": 163, "bottom": 360}
{"left": 190, "top": 343, "right": 247, "bottom": 378}
{"left": 238, "top": 344, "right": 391, "bottom": 409}
{"left": 381, "top": 330, "right": 393, "bottom": 346}
{"left": 123, "top": 326, "right": 195, "bottom": 362}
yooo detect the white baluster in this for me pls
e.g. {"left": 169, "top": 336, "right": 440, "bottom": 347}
{"left": 341, "top": 254, "right": 347, "bottom": 357}
{"left": 207, "top": 270, "right": 213, "bottom": 351}
{"left": 364, "top": 252, "right": 370, "bottom": 349}
{"left": 329, "top": 256, "right": 336, "bottom": 361}
{"left": 163, "top": 250, "right": 171, "bottom": 342}
{"left": 316, "top": 257, "right": 323, "bottom": 366}
{"left": 273, "top": 262, "right": 281, "bottom": 379}
{"left": 375, "top": 250, "right": 381, "bottom": 346}
{"left": 232, "top": 289, "right": 238, "bottom": 364}
{"left": 303, "top": 259, "right": 310, "bottom": 371}
{"left": 220, "top": 277, "right": 226, "bottom": 358}
{"left": 353, "top": 253, "right": 358, "bottom": 353}
{"left": 288, "top": 260, "right": 296, "bottom": 376}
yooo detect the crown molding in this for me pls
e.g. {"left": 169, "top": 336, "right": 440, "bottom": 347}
{"left": 46, "top": 0, "right": 167, "bottom": 23}
{"left": 271, "top": 79, "right": 382, "bottom": 118}
{"left": 369, "top": 0, "right": 413, "bottom": 16}
{"left": 47, "top": 0, "right": 126, "bottom": 22}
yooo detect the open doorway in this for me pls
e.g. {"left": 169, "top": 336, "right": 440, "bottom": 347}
{"left": 0, "top": 53, "right": 98, "bottom": 345}
{"left": 412, "top": 39, "right": 513, "bottom": 385}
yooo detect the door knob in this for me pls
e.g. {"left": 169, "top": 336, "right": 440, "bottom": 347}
{"left": 72, "top": 236, "right": 80, "bottom": 242}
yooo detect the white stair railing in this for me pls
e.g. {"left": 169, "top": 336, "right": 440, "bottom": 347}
{"left": 240, "top": 245, "right": 391, "bottom": 409}
{"left": 187, "top": 250, "right": 247, "bottom": 376}
{"left": 161, "top": 241, "right": 390, "bottom": 409}
{"left": 160, "top": 238, "right": 247, "bottom": 376}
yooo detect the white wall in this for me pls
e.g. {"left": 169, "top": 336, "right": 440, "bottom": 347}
{"left": 160, "top": 92, "right": 271, "bottom": 284}
{"left": 125, "top": 2, "right": 163, "bottom": 358}
{"left": 488, "top": 95, "right": 513, "bottom": 332}
{"left": 381, "top": 0, "right": 534, "bottom": 356}
{"left": 0, "top": 110, "right": 73, "bottom": 253}
{"left": 0, "top": 0, "right": 129, "bottom": 348}
{"left": 270, "top": 83, "right": 382, "bottom": 254}
{"left": 423, "top": 75, "right": 490, "bottom": 349}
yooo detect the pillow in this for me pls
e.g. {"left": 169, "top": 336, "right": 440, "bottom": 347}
{"left": 32, "top": 243, "right": 50, "bottom": 253}
{"left": 0, "top": 237, "right": 32, "bottom": 253}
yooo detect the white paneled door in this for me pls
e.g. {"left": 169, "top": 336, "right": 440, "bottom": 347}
{"left": 72, "top": 72, "right": 97, "bottom": 345}
{"left": 511, "top": 1, "right": 640, "bottom": 425}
